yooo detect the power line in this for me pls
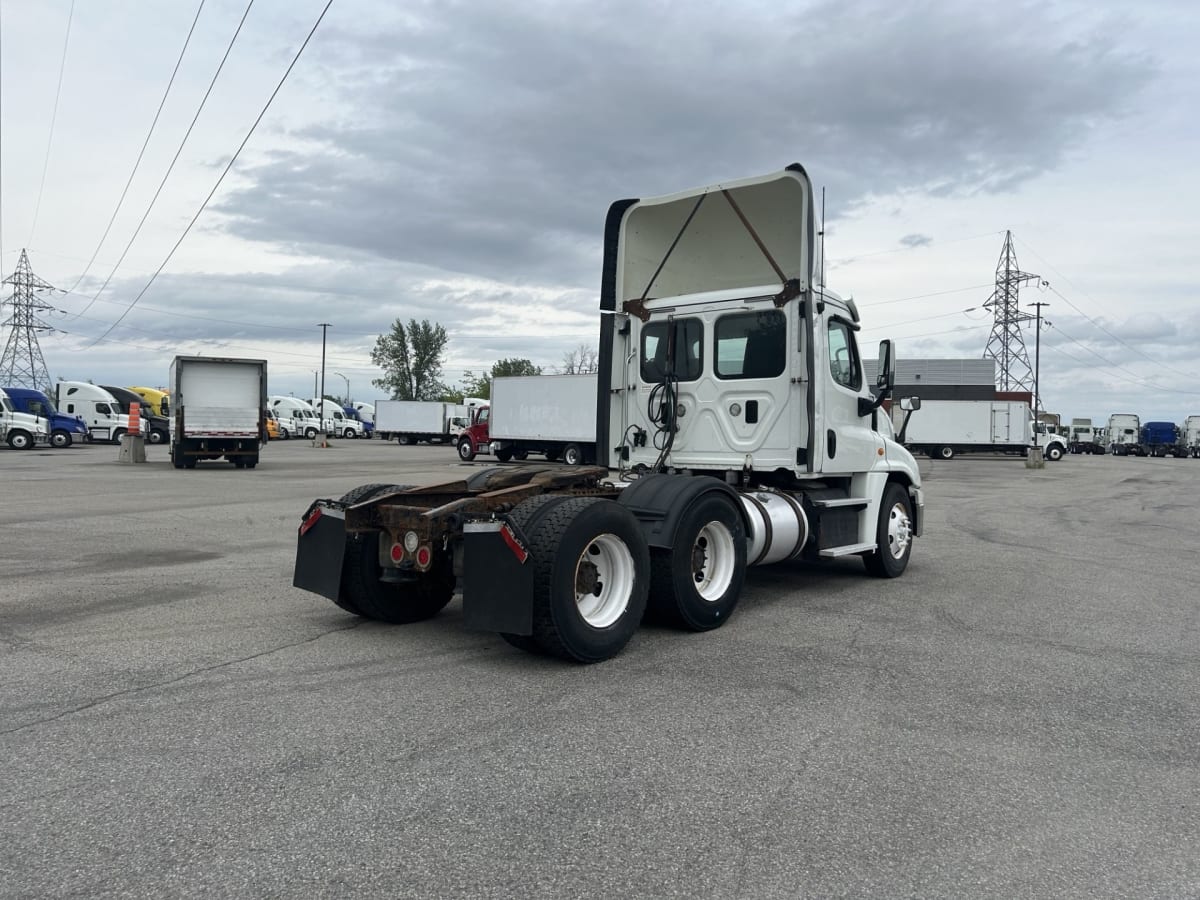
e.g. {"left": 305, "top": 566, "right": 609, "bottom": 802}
{"left": 1047, "top": 320, "right": 1200, "bottom": 396}
{"left": 828, "top": 230, "right": 1003, "bottom": 266}
{"left": 71, "top": 0, "right": 256, "bottom": 319}
{"left": 858, "top": 283, "right": 994, "bottom": 308}
{"left": 1012, "top": 235, "right": 1197, "bottom": 382}
{"left": 66, "top": 0, "right": 207, "bottom": 294}
{"left": 27, "top": 0, "right": 75, "bottom": 245}
{"left": 85, "top": 0, "right": 337, "bottom": 346}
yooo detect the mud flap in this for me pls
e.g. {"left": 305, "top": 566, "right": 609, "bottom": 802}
{"left": 292, "top": 505, "right": 347, "bottom": 600}
{"left": 462, "top": 522, "right": 534, "bottom": 635}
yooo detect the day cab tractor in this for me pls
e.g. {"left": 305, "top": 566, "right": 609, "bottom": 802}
{"left": 292, "top": 164, "right": 924, "bottom": 663}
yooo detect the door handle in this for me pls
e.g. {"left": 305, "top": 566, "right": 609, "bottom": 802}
{"left": 827, "top": 429, "right": 837, "bottom": 458}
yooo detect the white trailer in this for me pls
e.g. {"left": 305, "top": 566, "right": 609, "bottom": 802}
{"left": 171, "top": 356, "right": 267, "bottom": 469}
{"left": 487, "top": 374, "right": 598, "bottom": 464}
{"left": 1107, "top": 413, "right": 1142, "bottom": 456}
{"left": 1183, "top": 416, "right": 1200, "bottom": 458}
{"left": 376, "top": 400, "right": 455, "bottom": 444}
{"left": 894, "top": 399, "right": 1056, "bottom": 460}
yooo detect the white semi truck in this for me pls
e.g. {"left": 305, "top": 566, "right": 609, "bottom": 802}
{"left": 1068, "top": 417, "right": 1105, "bottom": 454}
{"left": 53, "top": 381, "right": 144, "bottom": 443}
{"left": 309, "top": 399, "right": 365, "bottom": 438}
{"left": 0, "top": 388, "right": 51, "bottom": 450}
{"left": 292, "top": 165, "right": 924, "bottom": 663}
{"left": 170, "top": 356, "right": 267, "bottom": 469}
{"left": 1183, "top": 416, "right": 1200, "bottom": 458}
{"left": 1107, "top": 413, "right": 1142, "bottom": 456}
{"left": 895, "top": 399, "right": 1066, "bottom": 461}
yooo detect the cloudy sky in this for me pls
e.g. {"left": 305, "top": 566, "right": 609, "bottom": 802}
{"left": 1, "top": 0, "right": 1196, "bottom": 420}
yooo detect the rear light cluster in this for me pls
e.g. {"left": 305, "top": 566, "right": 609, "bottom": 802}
{"left": 388, "top": 531, "right": 432, "bottom": 569}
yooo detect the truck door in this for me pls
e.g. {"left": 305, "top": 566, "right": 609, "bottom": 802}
{"left": 814, "top": 311, "right": 881, "bottom": 474}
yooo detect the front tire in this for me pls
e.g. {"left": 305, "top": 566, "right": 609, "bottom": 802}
{"left": 457, "top": 438, "right": 476, "bottom": 461}
{"left": 864, "top": 483, "right": 914, "bottom": 578}
{"left": 305, "top": 426, "right": 318, "bottom": 440}
{"left": 522, "top": 497, "right": 649, "bottom": 663}
{"left": 50, "top": 429, "right": 72, "bottom": 449}
{"left": 648, "top": 493, "right": 746, "bottom": 631}
{"left": 1046, "top": 444, "right": 1064, "bottom": 461}
{"left": 149, "top": 429, "right": 167, "bottom": 445}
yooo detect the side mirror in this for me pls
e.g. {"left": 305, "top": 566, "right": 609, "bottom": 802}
{"left": 899, "top": 396, "right": 921, "bottom": 412}
{"left": 876, "top": 340, "right": 895, "bottom": 394}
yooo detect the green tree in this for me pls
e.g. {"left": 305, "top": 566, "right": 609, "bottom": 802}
{"left": 458, "top": 370, "right": 491, "bottom": 400}
{"left": 492, "top": 358, "right": 541, "bottom": 378}
{"left": 371, "top": 319, "right": 448, "bottom": 400}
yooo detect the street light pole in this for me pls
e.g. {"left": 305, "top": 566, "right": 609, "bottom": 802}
{"left": 318, "top": 323, "right": 332, "bottom": 444}
{"left": 1028, "top": 301, "right": 1050, "bottom": 430}
{"left": 334, "top": 371, "right": 350, "bottom": 404}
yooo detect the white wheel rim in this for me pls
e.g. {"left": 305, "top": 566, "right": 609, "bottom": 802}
{"left": 692, "top": 520, "right": 737, "bottom": 601}
{"left": 574, "top": 533, "right": 636, "bottom": 629}
{"left": 886, "top": 502, "right": 912, "bottom": 560}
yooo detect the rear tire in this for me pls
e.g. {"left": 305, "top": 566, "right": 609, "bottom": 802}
{"left": 562, "top": 443, "right": 583, "bottom": 466}
{"left": 523, "top": 497, "right": 649, "bottom": 663}
{"left": 936, "top": 445, "right": 954, "bottom": 460}
{"left": 864, "top": 483, "right": 914, "bottom": 578}
{"left": 495, "top": 447, "right": 514, "bottom": 462}
{"left": 343, "top": 536, "right": 455, "bottom": 624}
{"left": 7, "top": 430, "right": 33, "bottom": 450}
{"left": 333, "top": 483, "right": 412, "bottom": 616}
{"left": 648, "top": 493, "right": 746, "bottom": 631}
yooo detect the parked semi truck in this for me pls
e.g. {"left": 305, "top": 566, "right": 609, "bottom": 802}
{"left": 170, "top": 356, "right": 267, "bottom": 469}
{"left": 309, "top": 399, "right": 365, "bottom": 438}
{"left": 1140, "top": 421, "right": 1184, "bottom": 457}
{"left": 1, "top": 386, "right": 87, "bottom": 448}
{"left": 376, "top": 400, "right": 460, "bottom": 444}
{"left": 893, "top": 399, "right": 1065, "bottom": 460}
{"left": 1183, "top": 416, "right": 1200, "bottom": 458}
{"left": 457, "top": 375, "right": 598, "bottom": 465}
{"left": 54, "top": 381, "right": 145, "bottom": 443}
{"left": 129, "top": 386, "right": 170, "bottom": 417}
{"left": 0, "top": 388, "right": 51, "bottom": 449}
{"left": 1068, "top": 417, "right": 1105, "bottom": 454}
{"left": 1107, "top": 413, "right": 1142, "bottom": 456}
{"left": 101, "top": 385, "right": 171, "bottom": 445}
{"left": 292, "top": 164, "right": 923, "bottom": 663}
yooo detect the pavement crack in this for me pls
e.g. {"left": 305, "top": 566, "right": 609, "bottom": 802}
{"left": 0, "top": 621, "right": 365, "bottom": 738}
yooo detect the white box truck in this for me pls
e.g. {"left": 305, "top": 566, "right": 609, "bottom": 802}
{"left": 894, "top": 399, "right": 1058, "bottom": 460}
{"left": 170, "top": 356, "right": 267, "bottom": 469}
{"left": 494, "top": 374, "right": 597, "bottom": 464}
{"left": 375, "top": 400, "right": 456, "bottom": 444}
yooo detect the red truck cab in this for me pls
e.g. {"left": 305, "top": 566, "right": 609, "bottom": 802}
{"left": 456, "top": 405, "right": 490, "bottom": 461}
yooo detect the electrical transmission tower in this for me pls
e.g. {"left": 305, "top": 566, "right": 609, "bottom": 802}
{"left": 1, "top": 249, "right": 58, "bottom": 392}
{"left": 982, "top": 231, "right": 1040, "bottom": 392}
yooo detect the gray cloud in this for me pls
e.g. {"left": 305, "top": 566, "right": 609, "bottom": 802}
{"left": 899, "top": 234, "right": 934, "bottom": 249}
{"left": 215, "top": 0, "right": 1155, "bottom": 284}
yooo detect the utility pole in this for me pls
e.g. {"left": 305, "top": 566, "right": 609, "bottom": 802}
{"left": 1028, "top": 300, "right": 1050, "bottom": 423}
{"left": 982, "top": 231, "right": 1039, "bottom": 392}
{"left": 318, "top": 323, "right": 331, "bottom": 443}
{"left": 1, "top": 249, "right": 57, "bottom": 392}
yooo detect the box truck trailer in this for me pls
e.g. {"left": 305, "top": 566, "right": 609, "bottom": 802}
{"left": 170, "top": 357, "right": 267, "bottom": 469}
{"left": 456, "top": 375, "right": 598, "bottom": 465}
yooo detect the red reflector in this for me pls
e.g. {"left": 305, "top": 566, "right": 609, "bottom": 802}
{"left": 299, "top": 508, "right": 322, "bottom": 536}
{"left": 390, "top": 543, "right": 404, "bottom": 563}
{"left": 416, "top": 546, "right": 431, "bottom": 567}
{"left": 500, "top": 524, "right": 529, "bottom": 564}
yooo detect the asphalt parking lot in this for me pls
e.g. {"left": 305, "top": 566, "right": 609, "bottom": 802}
{"left": 2, "top": 440, "right": 1198, "bottom": 899}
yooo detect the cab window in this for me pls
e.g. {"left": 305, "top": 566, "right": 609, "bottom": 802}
{"left": 641, "top": 318, "right": 702, "bottom": 383}
{"left": 715, "top": 310, "right": 786, "bottom": 379}
{"left": 827, "top": 319, "right": 862, "bottom": 390}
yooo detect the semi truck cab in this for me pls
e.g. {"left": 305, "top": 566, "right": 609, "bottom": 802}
{"left": 1, "top": 386, "right": 86, "bottom": 448}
